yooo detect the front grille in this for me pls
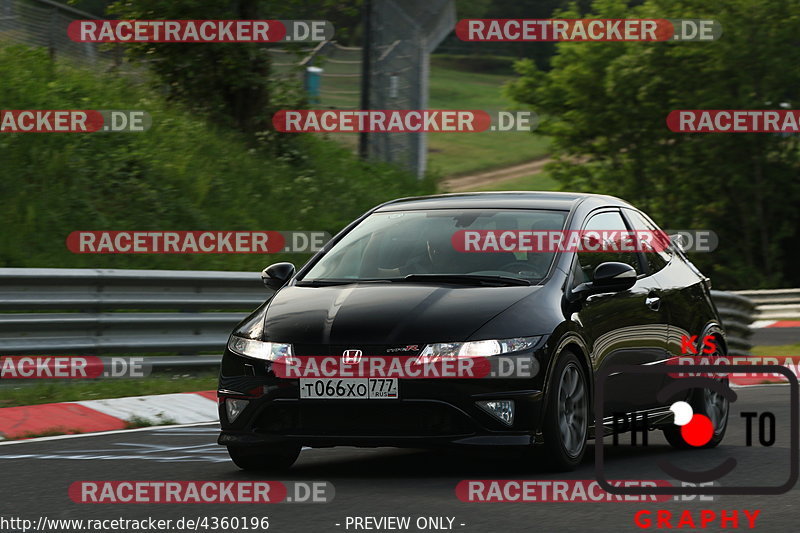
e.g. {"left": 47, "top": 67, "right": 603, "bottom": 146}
{"left": 255, "top": 401, "right": 474, "bottom": 436}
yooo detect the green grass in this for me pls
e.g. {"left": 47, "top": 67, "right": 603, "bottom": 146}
{"left": 430, "top": 54, "right": 517, "bottom": 76}
{"left": 427, "top": 131, "right": 550, "bottom": 177}
{"left": 471, "top": 170, "right": 559, "bottom": 192}
{"left": 0, "top": 43, "right": 433, "bottom": 271}
{"left": 751, "top": 344, "right": 800, "bottom": 358}
{"left": 0, "top": 374, "right": 217, "bottom": 408}
{"left": 315, "top": 59, "right": 550, "bottom": 178}
{"left": 428, "top": 66, "right": 520, "bottom": 109}
{"left": 427, "top": 66, "right": 550, "bottom": 177}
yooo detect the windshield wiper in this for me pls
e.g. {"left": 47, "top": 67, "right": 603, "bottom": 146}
{"left": 295, "top": 279, "right": 396, "bottom": 287}
{"left": 397, "top": 274, "right": 531, "bottom": 286}
{"left": 295, "top": 279, "right": 360, "bottom": 287}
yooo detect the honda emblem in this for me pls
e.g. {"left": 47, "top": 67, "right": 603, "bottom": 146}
{"left": 342, "top": 349, "right": 363, "bottom": 364}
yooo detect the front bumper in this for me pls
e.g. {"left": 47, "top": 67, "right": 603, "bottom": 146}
{"left": 217, "top": 348, "right": 547, "bottom": 449}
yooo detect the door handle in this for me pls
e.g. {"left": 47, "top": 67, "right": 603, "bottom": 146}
{"left": 645, "top": 295, "right": 661, "bottom": 311}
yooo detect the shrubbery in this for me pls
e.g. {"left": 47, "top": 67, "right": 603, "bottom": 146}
{"left": 0, "top": 44, "right": 434, "bottom": 271}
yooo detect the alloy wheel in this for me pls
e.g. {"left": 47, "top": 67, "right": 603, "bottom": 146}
{"left": 558, "top": 363, "right": 587, "bottom": 457}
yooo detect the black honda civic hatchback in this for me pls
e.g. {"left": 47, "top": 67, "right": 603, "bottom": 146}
{"left": 218, "top": 192, "right": 729, "bottom": 471}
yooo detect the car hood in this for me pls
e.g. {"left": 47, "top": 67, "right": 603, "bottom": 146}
{"left": 261, "top": 283, "right": 539, "bottom": 345}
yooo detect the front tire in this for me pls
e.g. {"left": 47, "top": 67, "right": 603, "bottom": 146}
{"left": 540, "top": 351, "right": 589, "bottom": 470}
{"left": 227, "top": 444, "right": 301, "bottom": 471}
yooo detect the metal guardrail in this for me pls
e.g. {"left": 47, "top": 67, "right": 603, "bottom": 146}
{"left": 0, "top": 268, "right": 758, "bottom": 364}
{"left": 734, "top": 288, "right": 800, "bottom": 319}
{"left": 0, "top": 268, "right": 266, "bottom": 356}
{"left": 712, "top": 290, "right": 756, "bottom": 356}
{"left": 0, "top": 355, "right": 224, "bottom": 389}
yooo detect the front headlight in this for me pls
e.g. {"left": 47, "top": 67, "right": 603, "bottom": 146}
{"left": 418, "top": 336, "right": 540, "bottom": 359}
{"left": 227, "top": 335, "right": 293, "bottom": 361}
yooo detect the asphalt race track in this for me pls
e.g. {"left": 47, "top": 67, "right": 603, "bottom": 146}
{"left": 751, "top": 326, "right": 800, "bottom": 347}
{"left": 0, "top": 386, "right": 796, "bottom": 533}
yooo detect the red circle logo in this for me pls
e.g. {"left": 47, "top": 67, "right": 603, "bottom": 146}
{"left": 681, "top": 414, "right": 714, "bottom": 446}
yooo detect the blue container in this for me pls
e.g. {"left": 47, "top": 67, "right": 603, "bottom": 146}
{"left": 305, "top": 66, "right": 323, "bottom": 105}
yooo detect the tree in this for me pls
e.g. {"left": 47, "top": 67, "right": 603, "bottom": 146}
{"left": 108, "top": 1, "right": 361, "bottom": 139}
{"left": 454, "top": 0, "right": 492, "bottom": 19}
{"left": 506, "top": 0, "right": 800, "bottom": 288}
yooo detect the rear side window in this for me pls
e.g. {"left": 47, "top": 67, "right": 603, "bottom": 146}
{"left": 624, "top": 209, "right": 672, "bottom": 274}
{"left": 574, "top": 210, "right": 642, "bottom": 283}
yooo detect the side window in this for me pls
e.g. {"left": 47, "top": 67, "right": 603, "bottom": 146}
{"left": 625, "top": 209, "right": 672, "bottom": 274}
{"left": 575, "top": 211, "right": 642, "bottom": 283}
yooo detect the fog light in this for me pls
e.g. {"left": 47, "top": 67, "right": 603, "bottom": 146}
{"left": 226, "top": 399, "right": 249, "bottom": 422}
{"left": 476, "top": 400, "right": 514, "bottom": 426}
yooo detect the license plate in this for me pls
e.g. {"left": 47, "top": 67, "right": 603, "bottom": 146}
{"left": 299, "top": 378, "right": 398, "bottom": 399}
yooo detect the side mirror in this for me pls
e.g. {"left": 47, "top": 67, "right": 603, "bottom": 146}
{"left": 592, "top": 262, "right": 637, "bottom": 290}
{"left": 261, "top": 262, "right": 295, "bottom": 291}
{"left": 569, "top": 262, "right": 637, "bottom": 300}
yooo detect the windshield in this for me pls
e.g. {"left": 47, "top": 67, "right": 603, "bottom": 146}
{"left": 301, "top": 208, "right": 568, "bottom": 283}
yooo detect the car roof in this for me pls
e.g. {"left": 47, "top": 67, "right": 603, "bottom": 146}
{"left": 373, "top": 191, "right": 632, "bottom": 212}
